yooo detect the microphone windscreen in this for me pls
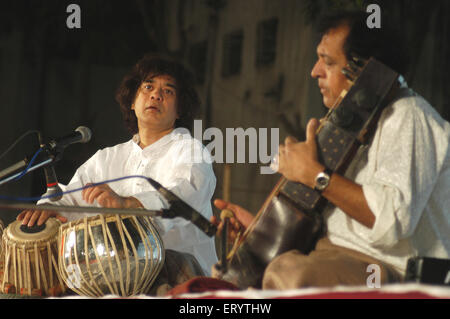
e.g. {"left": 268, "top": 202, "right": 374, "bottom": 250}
{"left": 75, "top": 126, "right": 92, "bottom": 143}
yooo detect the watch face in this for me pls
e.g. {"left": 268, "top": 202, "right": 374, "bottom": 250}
{"left": 315, "top": 172, "right": 330, "bottom": 191}
{"left": 317, "top": 176, "right": 328, "bottom": 186}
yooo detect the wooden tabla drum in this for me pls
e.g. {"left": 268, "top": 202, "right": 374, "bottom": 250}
{"left": 0, "top": 218, "right": 66, "bottom": 296}
{"left": 0, "top": 218, "right": 4, "bottom": 254}
{"left": 58, "top": 214, "right": 165, "bottom": 297}
{"left": 0, "top": 219, "right": 4, "bottom": 268}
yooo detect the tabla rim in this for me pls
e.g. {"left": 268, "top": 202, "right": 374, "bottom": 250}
{"left": 59, "top": 214, "right": 140, "bottom": 232}
{"left": 4, "top": 218, "right": 61, "bottom": 246}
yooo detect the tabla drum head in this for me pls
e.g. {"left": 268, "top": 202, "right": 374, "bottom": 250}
{"left": 5, "top": 218, "right": 61, "bottom": 246}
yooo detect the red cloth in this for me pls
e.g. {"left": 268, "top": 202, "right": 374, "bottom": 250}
{"left": 167, "top": 276, "right": 240, "bottom": 296}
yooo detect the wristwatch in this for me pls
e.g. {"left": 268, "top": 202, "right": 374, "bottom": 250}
{"left": 314, "top": 168, "right": 333, "bottom": 193}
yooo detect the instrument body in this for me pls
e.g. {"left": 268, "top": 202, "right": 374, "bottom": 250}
{"left": 221, "top": 58, "right": 401, "bottom": 288}
{"left": 0, "top": 218, "right": 66, "bottom": 296}
{"left": 58, "top": 214, "right": 165, "bottom": 297}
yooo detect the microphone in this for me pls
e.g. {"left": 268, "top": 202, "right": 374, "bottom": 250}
{"left": 146, "top": 177, "right": 217, "bottom": 237}
{"left": 40, "top": 126, "right": 91, "bottom": 201}
{"left": 46, "top": 126, "right": 92, "bottom": 152}
{"left": 43, "top": 164, "right": 63, "bottom": 201}
{"left": 37, "top": 132, "right": 64, "bottom": 202}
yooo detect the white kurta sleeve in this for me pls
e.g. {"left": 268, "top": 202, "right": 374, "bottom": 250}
{"left": 131, "top": 143, "right": 217, "bottom": 275}
{"left": 362, "top": 96, "right": 449, "bottom": 248}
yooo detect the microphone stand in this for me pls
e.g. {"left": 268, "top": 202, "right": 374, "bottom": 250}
{"left": 0, "top": 199, "right": 217, "bottom": 237}
{"left": 0, "top": 130, "right": 67, "bottom": 188}
{"left": 0, "top": 201, "right": 165, "bottom": 218}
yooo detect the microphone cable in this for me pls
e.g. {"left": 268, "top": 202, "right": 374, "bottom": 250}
{"left": 12, "top": 147, "right": 44, "bottom": 181}
{"left": 0, "top": 175, "right": 152, "bottom": 202}
{"left": 0, "top": 130, "right": 41, "bottom": 162}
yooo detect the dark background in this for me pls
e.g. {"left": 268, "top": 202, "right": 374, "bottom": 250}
{"left": 0, "top": 0, "right": 449, "bottom": 225}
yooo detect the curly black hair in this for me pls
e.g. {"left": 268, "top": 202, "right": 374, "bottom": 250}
{"left": 316, "top": 10, "right": 409, "bottom": 76}
{"left": 115, "top": 54, "right": 201, "bottom": 134}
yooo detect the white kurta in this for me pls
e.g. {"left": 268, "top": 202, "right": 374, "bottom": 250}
{"left": 38, "top": 129, "right": 218, "bottom": 275}
{"left": 325, "top": 90, "right": 450, "bottom": 275}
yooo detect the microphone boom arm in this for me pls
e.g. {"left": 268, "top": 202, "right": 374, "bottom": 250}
{"left": 0, "top": 200, "right": 165, "bottom": 218}
{"left": 0, "top": 157, "right": 53, "bottom": 187}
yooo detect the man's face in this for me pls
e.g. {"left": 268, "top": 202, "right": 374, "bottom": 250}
{"left": 311, "top": 24, "right": 350, "bottom": 108}
{"left": 132, "top": 74, "right": 179, "bottom": 131}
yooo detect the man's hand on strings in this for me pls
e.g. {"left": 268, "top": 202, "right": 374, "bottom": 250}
{"left": 276, "top": 118, "right": 325, "bottom": 188}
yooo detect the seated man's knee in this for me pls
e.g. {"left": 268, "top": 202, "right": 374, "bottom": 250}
{"left": 262, "top": 250, "right": 315, "bottom": 289}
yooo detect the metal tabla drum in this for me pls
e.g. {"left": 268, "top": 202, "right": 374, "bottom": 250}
{"left": 0, "top": 218, "right": 66, "bottom": 296}
{"left": 58, "top": 214, "right": 165, "bottom": 297}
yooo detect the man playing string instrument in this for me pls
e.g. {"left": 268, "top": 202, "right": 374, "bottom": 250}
{"left": 212, "top": 10, "right": 450, "bottom": 288}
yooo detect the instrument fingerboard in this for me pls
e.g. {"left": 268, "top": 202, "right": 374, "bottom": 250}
{"left": 317, "top": 122, "right": 358, "bottom": 170}
{"left": 279, "top": 58, "right": 400, "bottom": 212}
